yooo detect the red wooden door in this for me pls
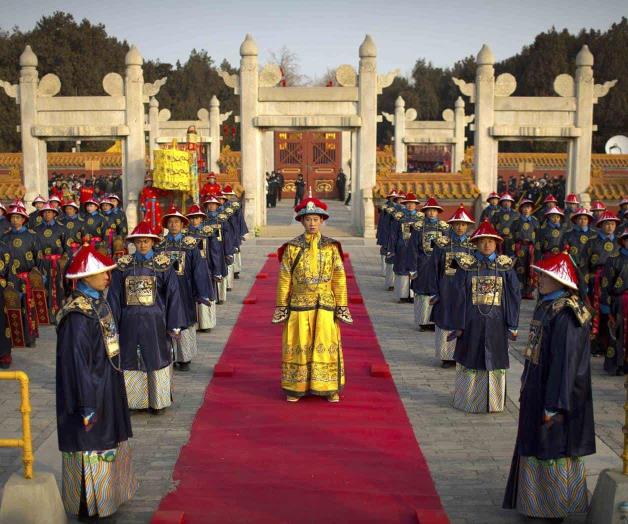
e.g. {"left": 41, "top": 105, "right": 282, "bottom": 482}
{"left": 275, "top": 131, "right": 341, "bottom": 198}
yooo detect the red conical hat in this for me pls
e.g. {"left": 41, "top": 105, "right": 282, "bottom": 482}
{"left": 401, "top": 193, "right": 420, "bottom": 204}
{"left": 596, "top": 210, "right": 620, "bottom": 225}
{"left": 162, "top": 205, "right": 189, "bottom": 228}
{"left": 203, "top": 194, "right": 220, "bottom": 205}
{"left": 7, "top": 203, "right": 28, "bottom": 219}
{"left": 48, "top": 195, "right": 62, "bottom": 204}
{"left": 532, "top": 251, "right": 579, "bottom": 290}
{"left": 83, "top": 197, "right": 99, "bottom": 206}
{"left": 107, "top": 193, "right": 121, "bottom": 203}
{"left": 38, "top": 203, "right": 60, "bottom": 216}
{"left": 222, "top": 185, "right": 235, "bottom": 195}
{"left": 590, "top": 200, "right": 606, "bottom": 212}
{"left": 65, "top": 243, "right": 117, "bottom": 280}
{"left": 499, "top": 192, "right": 515, "bottom": 202}
{"left": 518, "top": 198, "right": 534, "bottom": 209}
{"left": 215, "top": 191, "right": 227, "bottom": 199}
{"left": 185, "top": 204, "right": 206, "bottom": 218}
{"left": 619, "top": 226, "right": 628, "bottom": 239}
{"left": 565, "top": 193, "right": 580, "bottom": 204}
{"left": 421, "top": 197, "right": 443, "bottom": 211}
{"left": 470, "top": 219, "right": 503, "bottom": 242}
{"left": 63, "top": 200, "right": 80, "bottom": 210}
{"left": 544, "top": 207, "right": 564, "bottom": 217}
{"left": 99, "top": 197, "right": 114, "bottom": 207}
{"left": 126, "top": 220, "right": 161, "bottom": 241}
{"left": 447, "top": 204, "right": 474, "bottom": 224}
{"left": 486, "top": 192, "right": 500, "bottom": 202}
{"left": 32, "top": 195, "right": 46, "bottom": 204}
{"left": 386, "top": 188, "right": 399, "bottom": 198}
{"left": 207, "top": 172, "right": 216, "bottom": 178}
{"left": 570, "top": 208, "right": 593, "bottom": 222}
{"left": 543, "top": 194, "right": 558, "bottom": 204}
{"left": 619, "top": 196, "right": 628, "bottom": 207}
{"left": 294, "top": 197, "right": 329, "bottom": 221}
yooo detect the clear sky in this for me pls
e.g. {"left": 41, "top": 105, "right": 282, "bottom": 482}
{"left": 1, "top": 0, "right": 626, "bottom": 78}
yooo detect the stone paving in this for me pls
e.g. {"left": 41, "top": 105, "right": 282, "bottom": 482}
{"left": 0, "top": 201, "right": 624, "bottom": 523}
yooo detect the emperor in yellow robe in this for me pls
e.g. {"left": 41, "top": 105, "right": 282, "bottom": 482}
{"left": 273, "top": 232, "right": 352, "bottom": 399}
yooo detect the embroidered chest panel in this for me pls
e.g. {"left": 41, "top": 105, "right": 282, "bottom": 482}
{"left": 471, "top": 275, "right": 503, "bottom": 306}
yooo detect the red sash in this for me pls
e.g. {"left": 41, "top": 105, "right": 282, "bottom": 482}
{"left": 44, "top": 254, "right": 62, "bottom": 313}
{"left": 592, "top": 267, "right": 604, "bottom": 336}
{"left": 16, "top": 272, "right": 37, "bottom": 337}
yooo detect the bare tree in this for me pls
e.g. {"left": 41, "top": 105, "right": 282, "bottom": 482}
{"left": 266, "top": 46, "right": 309, "bottom": 86}
{"left": 310, "top": 67, "right": 337, "bottom": 87}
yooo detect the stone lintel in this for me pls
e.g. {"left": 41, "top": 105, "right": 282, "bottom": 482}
{"left": 31, "top": 125, "right": 130, "bottom": 138}
{"left": 258, "top": 86, "right": 358, "bottom": 102}
{"left": 253, "top": 115, "right": 361, "bottom": 128}
{"left": 403, "top": 136, "right": 455, "bottom": 144}
{"left": 406, "top": 121, "right": 455, "bottom": 130}
{"left": 490, "top": 125, "right": 581, "bottom": 138}
{"left": 156, "top": 135, "right": 211, "bottom": 143}
{"left": 494, "top": 96, "right": 576, "bottom": 112}
{"left": 158, "top": 121, "right": 211, "bottom": 131}
{"left": 37, "top": 96, "right": 125, "bottom": 111}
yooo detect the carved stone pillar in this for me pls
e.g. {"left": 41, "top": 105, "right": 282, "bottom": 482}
{"left": 569, "top": 45, "right": 594, "bottom": 197}
{"left": 239, "top": 35, "right": 262, "bottom": 230}
{"left": 18, "top": 46, "right": 43, "bottom": 203}
{"left": 394, "top": 96, "right": 406, "bottom": 173}
{"left": 124, "top": 46, "right": 146, "bottom": 225}
{"left": 473, "top": 45, "right": 497, "bottom": 200}
{"left": 148, "top": 97, "right": 159, "bottom": 169}
{"left": 208, "top": 95, "right": 221, "bottom": 173}
{"left": 356, "top": 35, "right": 378, "bottom": 238}
{"left": 453, "top": 97, "right": 465, "bottom": 173}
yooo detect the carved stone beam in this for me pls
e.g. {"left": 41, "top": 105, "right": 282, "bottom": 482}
{"left": 220, "top": 111, "right": 233, "bottom": 124}
{"left": 377, "top": 69, "right": 399, "bottom": 94}
{"left": 593, "top": 79, "right": 617, "bottom": 101}
{"left": 381, "top": 112, "right": 394, "bottom": 123}
{"left": 0, "top": 79, "right": 17, "bottom": 99}
{"left": 143, "top": 77, "right": 167, "bottom": 102}
{"left": 218, "top": 70, "right": 240, "bottom": 95}
{"left": 452, "top": 77, "right": 475, "bottom": 103}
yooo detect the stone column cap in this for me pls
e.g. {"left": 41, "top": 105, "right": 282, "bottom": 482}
{"left": 20, "top": 45, "right": 38, "bottom": 68}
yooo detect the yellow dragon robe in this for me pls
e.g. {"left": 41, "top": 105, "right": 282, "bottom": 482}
{"left": 274, "top": 232, "right": 351, "bottom": 397}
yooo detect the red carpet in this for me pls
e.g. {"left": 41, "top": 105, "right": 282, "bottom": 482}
{"left": 154, "top": 257, "right": 447, "bottom": 524}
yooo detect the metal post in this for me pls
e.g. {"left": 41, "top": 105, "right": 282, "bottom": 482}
{"left": 0, "top": 371, "right": 33, "bottom": 479}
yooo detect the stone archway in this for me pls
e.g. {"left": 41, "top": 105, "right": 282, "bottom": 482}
{"left": 454, "top": 44, "right": 616, "bottom": 208}
{"left": 0, "top": 45, "right": 165, "bottom": 229}
{"left": 382, "top": 96, "right": 473, "bottom": 174}
{"left": 218, "top": 34, "right": 398, "bottom": 237}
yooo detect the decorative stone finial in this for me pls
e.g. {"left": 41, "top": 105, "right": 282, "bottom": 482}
{"left": 149, "top": 97, "right": 158, "bottom": 108}
{"left": 576, "top": 45, "right": 594, "bottom": 67}
{"left": 210, "top": 95, "right": 219, "bottom": 107}
{"left": 477, "top": 44, "right": 495, "bottom": 66}
{"left": 455, "top": 96, "right": 464, "bottom": 108}
{"left": 240, "top": 34, "right": 258, "bottom": 57}
{"left": 19, "top": 45, "right": 38, "bottom": 68}
{"left": 395, "top": 96, "right": 405, "bottom": 108}
{"left": 125, "top": 46, "right": 143, "bottom": 66}
{"left": 359, "top": 35, "right": 377, "bottom": 58}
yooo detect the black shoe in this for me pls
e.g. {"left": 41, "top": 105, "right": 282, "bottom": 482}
{"left": 178, "top": 362, "right": 191, "bottom": 371}
{"left": 217, "top": 300, "right": 224, "bottom": 305}
{"left": 616, "top": 368, "right": 625, "bottom": 376}
{"left": 197, "top": 328, "right": 211, "bottom": 333}
{"left": 420, "top": 324, "right": 435, "bottom": 331}
{"left": 387, "top": 287, "right": 394, "bottom": 291}
{"left": 149, "top": 407, "right": 165, "bottom": 415}
{"left": 234, "top": 273, "right": 240, "bottom": 279}
{"left": 440, "top": 361, "right": 455, "bottom": 369}
{"left": 0, "top": 361, "right": 10, "bottom": 369}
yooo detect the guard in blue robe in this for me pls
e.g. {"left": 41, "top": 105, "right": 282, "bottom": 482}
{"left": 388, "top": 198, "right": 423, "bottom": 303}
{"left": 107, "top": 248, "right": 186, "bottom": 413}
{"left": 503, "top": 257, "right": 594, "bottom": 519}
{"left": 427, "top": 231, "right": 473, "bottom": 366}
{"left": 155, "top": 230, "right": 213, "bottom": 369}
{"left": 56, "top": 248, "right": 136, "bottom": 518}
{"left": 448, "top": 228, "right": 521, "bottom": 413}
{"left": 410, "top": 201, "right": 448, "bottom": 329}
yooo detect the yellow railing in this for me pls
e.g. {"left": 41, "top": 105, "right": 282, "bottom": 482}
{"left": 0, "top": 371, "right": 33, "bottom": 479}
